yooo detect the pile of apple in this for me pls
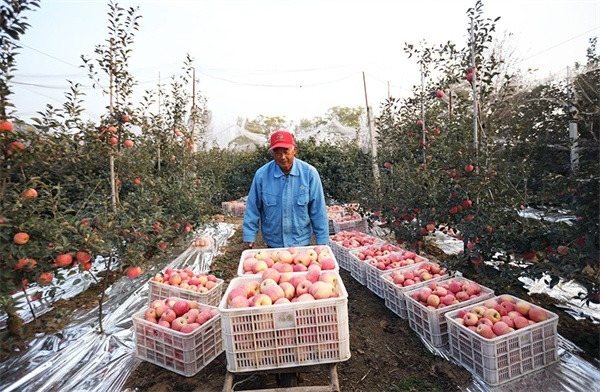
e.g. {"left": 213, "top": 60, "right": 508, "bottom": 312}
{"left": 353, "top": 244, "right": 422, "bottom": 270}
{"left": 240, "top": 246, "right": 336, "bottom": 274}
{"left": 227, "top": 266, "right": 341, "bottom": 308}
{"left": 143, "top": 297, "right": 218, "bottom": 333}
{"left": 151, "top": 267, "right": 220, "bottom": 293}
{"left": 330, "top": 230, "right": 380, "bottom": 250}
{"left": 332, "top": 212, "right": 362, "bottom": 223}
{"left": 453, "top": 295, "right": 550, "bottom": 339}
{"left": 407, "top": 278, "right": 486, "bottom": 310}
{"left": 384, "top": 262, "right": 448, "bottom": 287}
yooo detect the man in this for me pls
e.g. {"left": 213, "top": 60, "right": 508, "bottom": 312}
{"left": 243, "top": 129, "right": 329, "bottom": 248}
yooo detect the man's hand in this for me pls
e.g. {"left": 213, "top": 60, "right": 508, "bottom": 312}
{"left": 244, "top": 242, "right": 254, "bottom": 249}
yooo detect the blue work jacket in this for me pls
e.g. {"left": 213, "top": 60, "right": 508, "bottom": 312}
{"left": 242, "top": 158, "right": 329, "bottom": 248}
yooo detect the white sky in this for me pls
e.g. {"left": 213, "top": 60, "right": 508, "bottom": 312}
{"left": 10, "top": 0, "right": 600, "bottom": 128}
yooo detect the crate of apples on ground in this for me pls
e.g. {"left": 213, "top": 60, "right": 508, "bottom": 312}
{"left": 218, "top": 269, "right": 350, "bottom": 372}
{"left": 329, "top": 230, "right": 383, "bottom": 271}
{"left": 237, "top": 245, "right": 338, "bottom": 276}
{"left": 348, "top": 242, "right": 403, "bottom": 285}
{"left": 445, "top": 294, "right": 558, "bottom": 386}
{"left": 381, "top": 261, "right": 450, "bottom": 318}
{"left": 132, "top": 297, "right": 223, "bottom": 376}
{"left": 150, "top": 267, "right": 224, "bottom": 306}
{"left": 364, "top": 249, "right": 430, "bottom": 298}
{"left": 404, "top": 277, "right": 494, "bottom": 347}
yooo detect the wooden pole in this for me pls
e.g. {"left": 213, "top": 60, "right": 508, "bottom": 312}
{"left": 470, "top": 17, "right": 479, "bottom": 156}
{"left": 157, "top": 72, "right": 161, "bottom": 172}
{"left": 420, "top": 64, "right": 426, "bottom": 164}
{"left": 362, "top": 72, "right": 380, "bottom": 190}
{"left": 109, "top": 69, "right": 117, "bottom": 213}
{"left": 190, "top": 67, "right": 197, "bottom": 152}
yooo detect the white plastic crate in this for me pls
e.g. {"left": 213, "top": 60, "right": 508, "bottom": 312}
{"left": 218, "top": 274, "right": 351, "bottom": 373}
{"left": 148, "top": 279, "right": 224, "bottom": 307}
{"left": 329, "top": 236, "right": 383, "bottom": 272}
{"left": 132, "top": 302, "right": 223, "bottom": 377}
{"left": 404, "top": 277, "right": 495, "bottom": 347}
{"left": 381, "top": 262, "right": 451, "bottom": 318}
{"left": 364, "top": 253, "right": 430, "bottom": 299}
{"left": 332, "top": 217, "right": 368, "bottom": 234}
{"left": 237, "top": 245, "right": 339, "bottom": 276}
{"left": 444, "top": 295, "right": 559, "bottom": 386}
{"left": 348, "top": 243, "right": 403, "bottom": 286}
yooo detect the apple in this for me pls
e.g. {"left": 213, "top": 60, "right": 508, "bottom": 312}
{"left": 278, "top": 250, "right": 293, "bottom": 264}
{"left": 293, "top": 253, "right": 311, "bottom": 267}
{"left": 279, "top": 282, "right": 295, "bottom": 300}
{"left": 471, "top": 306, "right": 486, "bottom": 317}
{"left": 477, "top": 317, "right": 493, "bottom": 327}
{"left": 476, "top": 324, "right": 495, "bottom": 339}
{"left": 279, "top": 272, "right": 293, "bottom": 283}
{"left": 483, "top": 299, "right": 498, "bottom": 309}
{"left": 184, "top": 309, "right": 200, "bottom": 323}
{"left": 295, "top": 293, "right": 315, "bottom": 302}
{"left": 309, "top": 281, "right": 335, "bottom": 300}
{"left": 319, "top": 257, "right": 336, "bottom": 270}
{"left": 513, "top": 316, "right": 529, "bottom": 329}
{"left": 441, "top": 294, "right": 457, "bottom": 306}
{"left": 500, "top": 316, "right": 515, "bottom": 328}
{"left": 144, "top": 308, "right": 158, "bottom": 322}
{"left": 483, "top": 308, "right": 501, "bottom": 323}
{"left": 13, "top": 232, "right": 30, "bottom": 245}
{"left": 253, "top": 293, "right": 273, "bottom": 306}
{"left": 319, "top": 271, "right": 338, "bottom": 286}
{"left": 306, "top": 265, "right": 321, "bottom": 283}
{"left": 259, "top": 278, "right": 278, "bottom": 293}
{"left": 463, "top": 312, "right": 479, "bottom": 326}
{"left": 261, "top": 268, "right": 281, "bottom": 283}
{"left": 418, "top": 287, "right": 433, "bottom": 302}
{"left": 243, "top": 257, "right": 258, "bottom": 272}
{"left": 126, "top": 266, "right": 142, "bottom": 279}
{"left": 169, "top": 273, "right": 182, "bottom": 285}
{"left": 447, "top": 280, "right": 463, "bottom": 294}
{"left": 292, "top": 264, "right": 308, "bottom": 272}
{"left": 528, "top": 306, "right": 548, "bottom": 322}
{"left": 295, "top": 280, "right": 313, "bottom": 296}
{"left": 228, "top": 287, "right": 247, "bottom": 303}
{"left": 427, "top": 294, "right": 440, "bottom": 307}
{"left": 515, "top": 300, "right": 531, "bottom": 316}
{"left": 244, "top": 281, "right": 260, "bottom": 297}
{"left": 160, "top": 309, "right": 177, "bottom": 323}
{"left": 171, "top": 317, "right": 188, "bottom": 331}
{"left": 252, "top": 260, "right": 268, "bottom": 273}
{"left": 492, "top": 321, "right": 512, "bottom": 336}
{"left": 173, "top": 300, "right": 190, "bottom": 317}
{"left": 263, "top": 284, "right": 285, "bottom": 302}
{"left": 54, "top": 253, "right": 73, "bottom": 268}
{"left": 455, "top": 291, "right": 470, "bottom": 301}
{"left": 230, "top": 296, "right": 249, "bottom": 308}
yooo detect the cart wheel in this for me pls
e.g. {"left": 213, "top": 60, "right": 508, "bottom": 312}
{"left": 276, "top": 372, "right": 298, "bottom": 387}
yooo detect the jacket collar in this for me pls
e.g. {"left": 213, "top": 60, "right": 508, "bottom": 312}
{"left": 273, "top": 159, "right": 299, "bottom": 178}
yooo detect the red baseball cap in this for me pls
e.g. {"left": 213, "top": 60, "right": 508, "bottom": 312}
{"left": 269, "top": 129, "right": 295, "bottom": 151}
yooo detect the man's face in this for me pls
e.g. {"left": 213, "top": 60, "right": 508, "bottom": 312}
{"left": 271, "top": 146, "right": 296, "bottom": 173}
